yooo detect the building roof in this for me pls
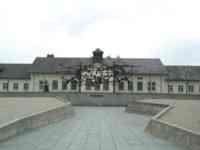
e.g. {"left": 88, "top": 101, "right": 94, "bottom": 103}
{"left": 30, "top": 57, "right": 92, "bottom": 74}
{"left": 0, "top": 64, "right": 31, "bottom": 79}
{"left": 166, "top": 66, "right": 200, "bottom": 81}
{"left": 113, "top": 58, "right": 167, "bottom": 75}
{"left": 30, "top": 56, "right": 167, "bottom": 75}
{"left": 2, "top": 53, "right": 200, "bottom": 81}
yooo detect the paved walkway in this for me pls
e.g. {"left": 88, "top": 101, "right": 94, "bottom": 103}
{"left": 0, "top": 107, "right": 187, "bottom": 150}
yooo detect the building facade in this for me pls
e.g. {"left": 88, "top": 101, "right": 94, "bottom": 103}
{"left": 0, "top": 48, "right": 200, "bottom": 95}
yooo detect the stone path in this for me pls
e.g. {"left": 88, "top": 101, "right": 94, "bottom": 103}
{"left": 0, "top": 107, "right": 187, "bottom": 150}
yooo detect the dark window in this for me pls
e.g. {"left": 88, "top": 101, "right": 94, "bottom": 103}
{"left": 94, "top": 84, "right": 100, "bottom": 91}
{"left": 3, "top": 83, "right": 8, "bottom": 90}
{"left": 52, "top": 80, "right": 58, "bottom": 90}
{"left": 168, "top": 85, "right": 173, "bottom": 93}
{"left": 128, "top": 81, "right": 133, "bottom": 91}
{"left": 44, "top": 80, "right": 49, "bottom": 92}
{"left": 71, "top": 80, "right": 77, "bottom": 90}
{"left": 152, "top": 82, "right": 156, "bottom": 91}
{"left": 62, "top": 81, "right": 68, "bottom": 90}
{"left": 178, "top": 85, "right": 184, "bottom": 93}
{"left": 188, "top": 85, "right": 194, "bottom": 93}
{"left": 137, "top": 82, "right": 143, "bottom": 91}
{"left": 24, "top": 83, "right": 29, "bottom": 90}
{"left": 39, "top": 80, "right": 44, "bottom": 90}
{"left": 137, "top": 76, "right": 143, "bottom": 80}
{"left": 119, "top": 81, "right": 124, "bottom": 91}
{"left": 148, "top": 82, "right": 156, "bottom": 91}
{"left": 148, "top": 82, "right": 151, "bottom": 91}
{"left": 86, "top": 79, "right": 91, "bottom": 90}
{"left": 103, "top": 80, "right": 109, "bottom": 90}
{"left": 13, "top": 83, "right": 19, "bottom": 90}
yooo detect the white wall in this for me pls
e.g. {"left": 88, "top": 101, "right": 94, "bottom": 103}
{"left": 163, "top": 81, "right": 200, "bottom": 95}
{"left": 31, "top": 73, "right": 79, "bottom": 92}
{"left": 0, "top": 79, "right": 32, "bottom": 92}
{"left": 1, "top": 73, "right": 200, "bottom": 95}
{"left": 114, "top": 75, "right": 166, "bottom": 94}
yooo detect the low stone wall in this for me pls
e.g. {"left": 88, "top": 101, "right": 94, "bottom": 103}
{"left": 65, "top": 93, "right": 134, "bottom": 106}
{"left": 145, "top": 105, "right": 200, "bottom": 150}
{"left": 126, "top": 100, "right": 200, "bottom": 150}
{"left": 1, "top": 92, "right": 200, "bottom": 108}
{"left": 146, "top": 118, "right": 200, "bottom": 150}
{"left": 0, "top": 101, "right": 74, "bottom": 142}
{"left": 1, "top": 92, "right": 200, "bottom": 106}
{"left": 126, "top": 101, "right": 169, "bottom": 115}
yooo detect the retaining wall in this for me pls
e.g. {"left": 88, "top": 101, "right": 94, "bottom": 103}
{"left": 126, "top": 100, "right": 200, "bottom": 150}
{"left": 145, "top": 105, "right": 200, "bottom": 150}
{"left": 0, "top": 102, "right": 74, "bottom": 142}
{"left": 146, "top": 118, "right": 200, "bottom": 150}
{"left": 1, "top": 92, "right": 200, "bottom": 106}
{"left": 126, "top": 101, "right": 168, "bottom": 115}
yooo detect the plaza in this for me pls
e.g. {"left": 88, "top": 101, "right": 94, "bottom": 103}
{"left": 0, "top": 49, "right": 199, "bottom": 150}
{"left": 0, "top": 107, "right": 186, "bottom": 150}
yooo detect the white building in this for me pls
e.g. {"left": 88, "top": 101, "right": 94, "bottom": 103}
{"left": 0, "top": 48, "right": 200, "bottom": 95}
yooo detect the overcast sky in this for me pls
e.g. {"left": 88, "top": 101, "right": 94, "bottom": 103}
{"left": 0, "top": 0, "right": 200, "bottom": 65}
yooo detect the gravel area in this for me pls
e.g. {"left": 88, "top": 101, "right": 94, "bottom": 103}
{"left": 0, "top": 97, "right": 65, "bottom": 125}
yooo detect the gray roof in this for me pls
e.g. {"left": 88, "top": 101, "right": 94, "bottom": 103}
{"left": 31, "top": 57, "right": 92, "bottom": 74}
{"left": 4, "top": 57, "right": 199, "bottom": 80}
{"left": 166, "top": 66, "right": 200, "bottom": 81}
{"left": 0, "top": 64, "right": 31, "bottom": 79}
{"left": 30, "top": 57, "right": 167, "bottom": 75}
{"left": 113, "top": 58, "right": 167, "bottom": 75}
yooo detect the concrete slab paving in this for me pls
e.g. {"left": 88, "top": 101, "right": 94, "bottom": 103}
{"left": 0, "top": 107, "right": 188, "bottom": 150}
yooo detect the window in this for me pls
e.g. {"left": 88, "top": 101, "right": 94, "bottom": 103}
{"left": 71, "top": 80, "right": 77, "bottom": 90}
{"left": 152, "top": 82, "right": 156, "bottom": 91}
{"left": 148, "top": 82, "right": 156, "bottom": 91}
{"left": 103, "top": 80, "right": 109, "bottom": 90}
{"left": 24, "top": 83, "right": 29, "bottom": 91}
{"left": 94, "top": 84, "right": 100, "bottom": 90}
{"left": 3, "top": 83, "right": 8, "bottom": 90}
{"left": 178, "top": 85, "right": 184, "bottom": 93}
{"left": 148, "top": 82, "right": 151, "bottom": 91}
{"left": 119, "top": 81, "right": 124, "bottom": 91}
{"left": 39, "top": 80, "right": 44, "bottom": 90}
{"left": 86, "top": 79, "right": 91, "bottom": 90}
{"left": 188, "top": 85, "right": 194, "bottom": 93}
{"left": 62, "top": 80, "right": 68, "bottom": 90}
{"left": 137, "top": 82, "right": 143, "bottom": 91}
{"left": 52, "top": 80, "right": 58, "bottom": 90}
{"left": 137, "top": 76, "right": 143, "bottom": 80}
{"left": 168, "top": 85, "right": 173, "bottom": 93}
{"left": 128, "top": 81, "right": 133, "bottom": 91}
{"left": 13, "top": 83, "right": 19, "bottom": 90}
